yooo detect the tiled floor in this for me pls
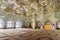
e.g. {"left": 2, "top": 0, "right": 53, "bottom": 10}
{"left": 0, "top": 29, "right": 60, "bottom": 40}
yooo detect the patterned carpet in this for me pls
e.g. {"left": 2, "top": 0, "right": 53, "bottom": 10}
{"left": 0, "top": 29, "right": 60, "bottom": 40}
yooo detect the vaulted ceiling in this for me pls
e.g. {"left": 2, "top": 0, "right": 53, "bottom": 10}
{"left": 0, "top": 0, "right": 60, "bottom": 23}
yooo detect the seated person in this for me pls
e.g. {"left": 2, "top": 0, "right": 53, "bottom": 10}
{"left": 35, "top": 21, "right": 44, "bottom": 29}
{"left": 36, "top": 22, "right": 40, "bottom": 29}
{"left": 35, "top": 22, "right": 40, "bottom": 29}
{"left": 52, "top": 24, "right": 56, "bottom": 30}
{"left": 22, "top": 22, "right": 27, "bottom": 28}
{"left": 29, "top": 22, "right": 32, "bottom": 28}
{"left": 44, "top": 21, "right": 52, "bottom": 30}
{"left": 40, "top": 22, "right": 44, "bottom": 29}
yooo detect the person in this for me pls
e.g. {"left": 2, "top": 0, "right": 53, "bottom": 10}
{"left": 52, "top": 24, "right": 56, "bottom": 30}
{"left": 44, "top": 21, "right": 52, "bottom": 30}
{"left": 35, "top": 21, "right": 44, "bottom": 29}
{"left": 15, "top": 21, "right": 22, "bottom": 29}
{"left": 35, "top": 22, "right": 40, "bottom": 29}
{"left": 29, "top": 22, "right": 32, "bottom": 28}
{"left": 40, "top": 22, "right": 44, "bottom": 29}
{"left": 22, "top": 21, "right": 27, "bottom": 28}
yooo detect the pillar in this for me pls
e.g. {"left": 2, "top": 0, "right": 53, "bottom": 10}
{"left": 32, "top": 13, "right": 36, "bottom": 29}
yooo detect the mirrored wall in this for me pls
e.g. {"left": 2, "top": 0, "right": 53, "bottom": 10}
{"left": 0, "top": 0, "right": 60, "bottom": 29}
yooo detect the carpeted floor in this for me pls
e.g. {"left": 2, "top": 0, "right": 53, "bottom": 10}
{"left": 0, "top": 29, "right": 60, "bottom": 40}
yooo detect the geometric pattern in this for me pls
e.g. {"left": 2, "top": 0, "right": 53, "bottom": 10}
{"left": 0, "top": 29, "right": 60, "bottom": 40}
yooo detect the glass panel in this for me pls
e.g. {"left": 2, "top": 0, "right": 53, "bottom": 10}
{"left": 15, "top": 21, "right": 22, "bottom": 29}
{"left": 0, "top": 19, "right": 4, "bottom": 28}
{"left": 6, "top": 21, "right": 14, "bottom": 29}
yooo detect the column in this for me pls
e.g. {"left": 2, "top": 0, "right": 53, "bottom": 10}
{"left": 32, "top": 13, "right": 36, "bottom": 29}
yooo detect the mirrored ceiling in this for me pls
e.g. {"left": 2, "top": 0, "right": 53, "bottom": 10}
{"left": 0, "top": 0, "right": 60, "bottom": 24}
